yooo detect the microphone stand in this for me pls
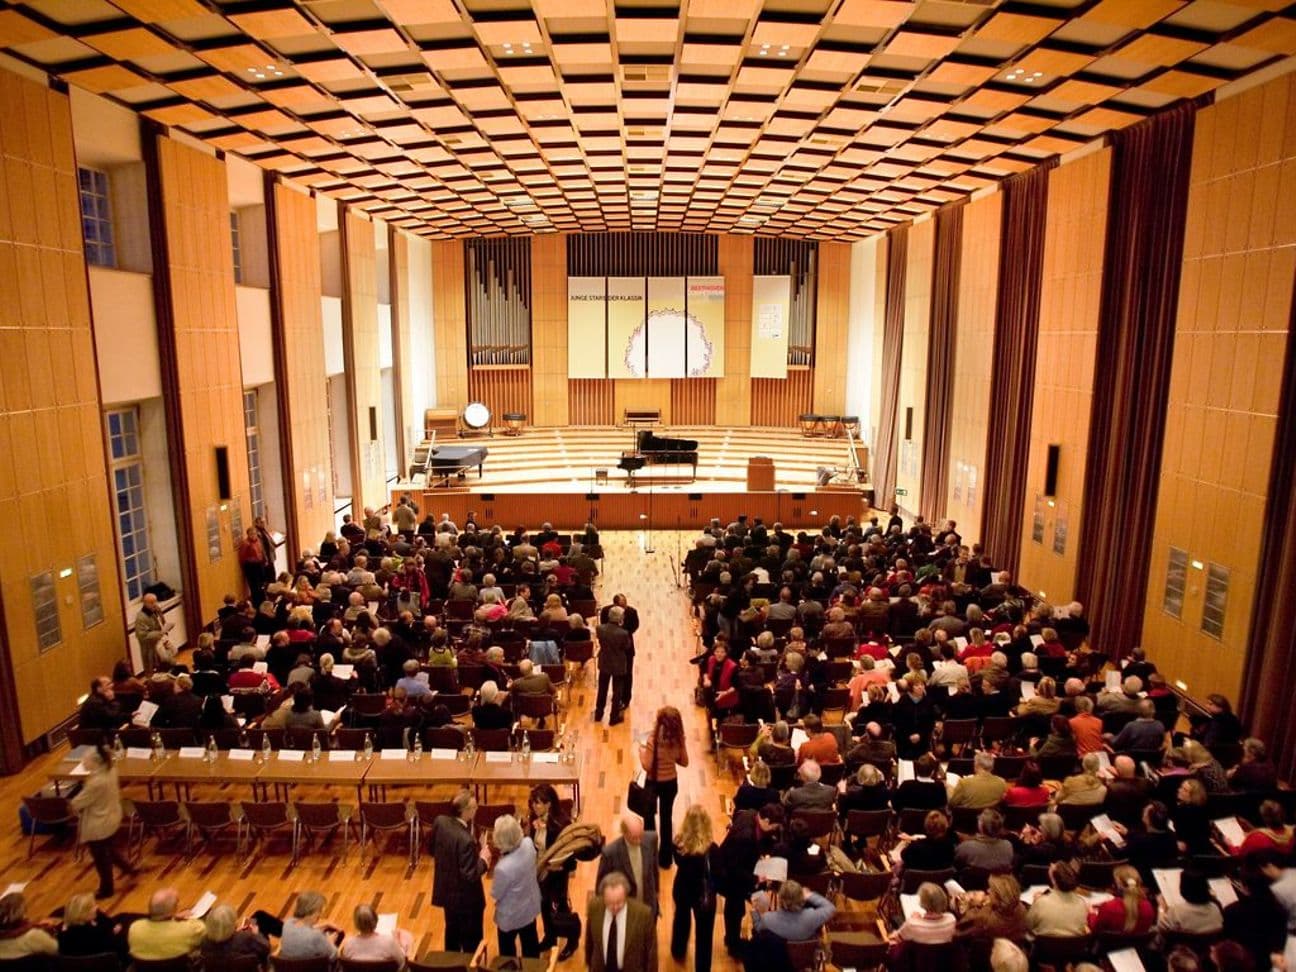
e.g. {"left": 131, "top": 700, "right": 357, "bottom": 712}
{"left": 645, "top": 475, "right": 655, "bottom": 553}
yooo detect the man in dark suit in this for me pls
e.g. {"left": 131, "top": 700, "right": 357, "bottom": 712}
{"left": 601, "top": 595, "right": 640, "bottom": 704}
{"left": 596, "top": 814, "right": 659, "bottom": 915}
{"left": 586, "top": 871, "right": 657, "bottom": 972}
{"left": 430, "top": 789, "right": 489, "bottom": 952}
{"left": 594, "top": 606, "right": 633, "bottom": 725}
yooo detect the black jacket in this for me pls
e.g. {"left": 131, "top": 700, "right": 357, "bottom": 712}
{"left": 430, "top": 815, "right": 486, "bottom": 911}
{"left": 595, "top": 624, "right": 632, "bottom": 676}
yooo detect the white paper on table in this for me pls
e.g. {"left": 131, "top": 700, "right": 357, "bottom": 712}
{"left": 1209, "top": 877, "right": 1238, "bottom": 908}
{"left": 532, "top": 752, "right": 560, "bottom": 764}
{"left": 430, "top": 748, "right": 459, "bottom": 761}
{"left": 485, "top": 752, "right": 512, "bottom": 763}
{"left": 897, "top": 760, "right": 915, "bottom": 783}
{"left": 221, "top": 695, "right": 235, "bottom": 713}
{"left": 252, "top": 662, "right": 269, "bottom": 675}
{"left": 189, "top": 891, "right": 217, "bottom": 919}
{"left": 376, "top": 913, "right": 398, "bottom": 937}
{"left": 900, "top": 893, "right": 921, "bottom": 920}
{"left": 753, "top": 857, "right": 787, "bottom": 882}
{"left": 178, "top": 747, "right": 205, "bottom": 760}
{"left": 1212, "top": 816, "right": 1247, "bottom": 849}
{"left": 132, "top": 700, "right": 159, "bottom": 726}
{"left": 381, "top": 749, "right": 409, "bottom": 760}
{"left": 1030, "top": 634, "right": 1045, "bottom": 648}
{"left": 1106, "top": 670, "right": 1122, "bottom": 692}
{"left": 1091, "top": 814, "right": 1126, "bottom": 847}
{"left": 1020, "top": 682, "right": 1036, "bottom": 701}
{"left": 331, "top": 664, "right": 355, "bottom": 680}
{"left": 227, "top": 749, "right": 255, "bottom": 762}
{"left": 277, "top": 750, "right": 307, "bottom": 762}
{"left": 69, "top": 763, "right": 89, "bottom": 776}
{"left": 1153, "top": 868, "right": 1184, "bottom": 909}
{"left": 126, "top": 747, "right": 152, "bottom": 760}
{"left": 256, "top": 634, "right": 270, "bottom": 652}
{"left": 790, "top": 728, "right": 809, "bottom": 751}
{"left": 1109, "top": 948, "right": 1147, "bottom": 972}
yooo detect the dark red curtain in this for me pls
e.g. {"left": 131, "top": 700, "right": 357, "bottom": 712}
{"left": 1239, "top": 272, "right": 1296, "bottom": 781}
{"left": 1075, "top": 103, "right": 1196, "bottom": 659}
{"left": 920, "top": 201, "right": 965, "bottom": 523}
{"left": 872, "top": 226, "right": 908, "bottom": 511}
{"left": 980, "top": 164, "right": 1054, "bottom": 574}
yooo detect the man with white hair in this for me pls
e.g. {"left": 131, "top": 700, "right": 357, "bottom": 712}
{"left": 134, "top": 592, "right": 172, "bottom": 674}
{"left": 471, "top": 680, "right": 513, "bottom": 730}
{"left": 750, "top": 879, "right": 836, "bottom": 943}
{"left": 596, "top": 813, "right": 659, "bottom": 914}
{"left": 430, "top": 790, "right": 489, "bottom": 952}
{"left": 948, "top": 752, "right": 1007, "bottom": 809}
{"left": 594, "top": 605, "right": 632, "bottom": 726}
{"left": 783, "top": 759, "right": 836, "bottom": 812}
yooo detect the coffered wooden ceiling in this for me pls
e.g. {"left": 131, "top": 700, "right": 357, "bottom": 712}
{"left": 2, "top": 0, "right": 1294, "bottom": 240}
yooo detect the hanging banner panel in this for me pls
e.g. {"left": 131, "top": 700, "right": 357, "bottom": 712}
{"left": 751, "top": 274, "right": 791, "bottom": 379}
{"left": 607, "top": 276, "right": 647, "bottom": 378}
{"left": 686, "top": 276, "right": 725, "bottom": 377}
{"left": 567, "top": 276, "right": 608, "bottom": 378}
{"left": 646, "top": 276, "right": 687, "bottom": 379}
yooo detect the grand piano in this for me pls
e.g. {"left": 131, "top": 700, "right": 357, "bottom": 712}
{"left": 425, "top": 444, "right": 488, "bottom": 487}
{"left": 617, "top": 430, "right": 699, "bottom": 484}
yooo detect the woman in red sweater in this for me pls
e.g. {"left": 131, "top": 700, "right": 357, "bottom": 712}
{"left": 1088, "top": 865, "right": 1155, "bottom": 935}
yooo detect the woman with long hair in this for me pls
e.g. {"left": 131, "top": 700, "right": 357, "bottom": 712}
{"left": 526, "top": 785, "right": 578, "bottom": 960}
{"left": 69, "top": 742, "right": 135, "bottom": 899}
{"left": 1088, "top": 865, "right": 1155, "bottom": 935}
{"left": 671, "top": 804, "right": 718, "bottom": 972}
{"left": 641, "top": 705, "right": 689, "bottom": 868}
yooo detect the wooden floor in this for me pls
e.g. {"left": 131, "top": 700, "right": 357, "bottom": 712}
{"left": 401, "top": 425, "right": 864, "bottom": 493}
{"left": 0, "top": 531, "right": 746, "bottom": 970}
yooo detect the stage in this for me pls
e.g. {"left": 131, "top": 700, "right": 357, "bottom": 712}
{"left": 391, "top": 425, "right": 871, "bottom": 529}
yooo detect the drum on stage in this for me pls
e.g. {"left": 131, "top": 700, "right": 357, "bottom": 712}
{"left": 462, "top": 401, "right": 491, "bottom": 430}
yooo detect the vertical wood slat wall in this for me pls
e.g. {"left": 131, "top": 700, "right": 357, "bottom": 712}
{"left": 670, "top": 378, "right": 716, "bottom": 425}
{"left": 1140, "top": 73, "right": 1296, "bottom": 699}
{"left": 813, "top": 243, "right": 850, "bottom": 415}
{"left": 388, "top": 228, "right": 415, "bottom": 472}
{"left": 339, "top": 208, "right": 386, "bottom": 512}
{"left": 714, "top": 235, "right": 753, "bottom": 425}
{"left": 530, "top": 235, "right": 567, "bottom": 426}
{"left": 568, "top": 379, "right": 615, "bottom": 425}
{"left": 468, "top": 367, "right": 533, "bottom": 423}
{"left": 894, "top": 219, "right": 935, "bottom": 513}
{"left": 1017, "top": 149, "right": 1112, "bottom": 604}
{"left": 0, "top": 70, "right": 125, "bottom": 752}
{"left": 432, "top": 240, "right": 468, "bottom": 409}
{"left": 268, "top": 180, "right": 335, "bottom": 552}
{"left": 751, "top": 370, "right": 815, "bottom": 427}
{"left": 154, "top": 135, "right": 250, "bottom": 620}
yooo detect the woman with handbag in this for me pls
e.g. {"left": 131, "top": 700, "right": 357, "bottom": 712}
{"left": 526, "top": 785, "right": 580, "bottom": 961}
{"left": 640, "top": 706, "right": 689, "bottom": 869}
{"left": 671, "top": 805, "right": 718, "bottom": 972}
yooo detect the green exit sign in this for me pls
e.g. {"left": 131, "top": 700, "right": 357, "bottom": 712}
{"left": 895, "top": 488, "right": 908, "bottom": 496}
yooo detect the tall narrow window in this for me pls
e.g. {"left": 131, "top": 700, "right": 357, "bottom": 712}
{"left": 78, "top": 167, "right": 116, "bottom": 268}
{"left": 106, "top": 408, "right": 154, "bottom": 602}
{"left": 243, "top": 390, "right": 264, "bottom": 519}
{"left": 1202, "top": 564, "right": 1229, "bottom": 639}
{"left": 230, "top": 211, "right": 243, "bottom": 284}
{"left": 1163, "top": 547, "right": 1188, "bottom": 619}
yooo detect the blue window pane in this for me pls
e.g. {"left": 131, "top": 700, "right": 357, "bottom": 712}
{"left": 108, "top": 413, "right": 121, "bottom": 436}
{"left": 114, "top": 469, "right": 128, "bottom": 490}
{"left": 122, "top": 535, "right": 134, "bottom": 557}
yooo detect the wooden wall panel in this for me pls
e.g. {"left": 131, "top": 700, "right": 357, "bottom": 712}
{"left": 389, "top": 229, "right": 415, "bottom": 472}
{"left": 468, "top": 366, "right": 532, "bottom": 421}
{"left": 1141, "top": 74, "right": 1296, "bottom": 700}
{"left": 431, "top": 240, "right": 468, "bottom": 409}
{"left": 339, "top": 207, "right": 386, "bottom": 512}
{"left": 268, "top": 181, "right": 334, "bottom": 553}
{"left": 530, "top": 234, "right": 567, "bottom": 426}
{"left": 1017, "top": 148, "right": 1112, "bottom": 603}
{"left": 615, "top": 379, "right": 672, "bottom": 424}
{"left": 154, "top": 135, "right": 250, "bottom": 623}
{"left": 671, "top": 378, "right": 716, "bottom": 425}
{"left": 945, "top": 192, "right": 1003, "bottom": 547}
{"left": 894, "top": 219, "right": 934, "bottom": 515}
{"left": 751, "top": 369, "right": 814, "bottom": 427}
{"left": 813, "top": 242, "right": 851, "bottom": 414}
{"left": 568, "top": 379, "right": 615, "bottom": 425}
{"left": 0, "top": 67, "right": 125, "bottom": 751}
{"left": 715, "top": 235, "right": 753, "bottom": 425}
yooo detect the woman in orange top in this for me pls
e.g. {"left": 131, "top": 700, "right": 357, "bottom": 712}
{"left": 641, "top": 705, "right": 690, "bottom": 869}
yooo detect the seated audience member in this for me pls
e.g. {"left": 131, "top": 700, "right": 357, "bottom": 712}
{"left": 895, "top": 882, "right": 956, "bottom": 944}
{"left": 228, "top": 655, "right": 280, "bottom": 694}
{"left": 79, "top": 677, "right": 122, "bottom": 732}
{"left": 900, "top": 810, "right": 958, "bottom": 871}
{"left": 1228, "top": 737, "right": 1277, "bottom": 791}
{"left": 955, "top": 874, "right": 1028, "bottom": 944}
{"left": 128, "top": 889, "right": 206, "bottom": 960}
{"left": 58, "top": 893, "right": 123, "bottom": 959}
{"left": 1183, "top": 739, "right": 1230, "bottom": 794}
{"left": 1032, "top": 715, "right": 1078, "bottom": 761}
{"left": 1231, "top": 800, "right": 1294, "bottom": 856}
{"left": 1068, "top": 696, "right": 1104, "bottom": 756}
{"left": 0, "top": 892, "right": 56, "bottom": 960}
{"left": 286, "top": 653, "right": 315, "bottom": 687}
{"left": 795, "top": 714, "right": 841, "bottom": 766}
{"left": 1097, "top": 676, "right": 1144, "bottom": 715}
{"left": 1003, "top": 760, "right": 1050, "bottom": 808}
{"left": 1119, "top": 801, "right": 1181, "bottom": 879}
{"left": 339, "top": 904, "right": 409, "bottom": 968}
{"left": 735, "top": 760, "right": 781, "bottom": 813}
{"left": 1088, "top": 865, "right": 1155, "bottom": 935}
{"left": 283, "top": 689, "right": 326, "bottom": 730}
{"left": 1014, "top": 813, "right": 1070, "bottom": 868}
{"left": 893, "top": 754, "right": 948, "bottom": 812}
{"left": 471, "top": 681, "right": 513, "bottom": 730}
{"left": 1102, "top": 755, "right": 1153, "bottom": 830}
{"left": 156, "top": 674, "right": 202, "bottom": 729}
{"left": 783, "top": 759, "right": 836, "bottom": 812}
{"left": 1109, "top": 700, "right": 1167, "bottom": 753}
{"left": 1191, "top": 693, "right": 1244, "bottom": 750}
{"left": 395, "top": 658, "right": 432, "bottom": 701}
{"left": 1016, "top": 676, "right": 1060, "bottom": 718}
{"left": 839, "top": 763, "right": 891, "bottom": 819}
{"left": 1157, "top": 869, "right": 1224, "bottom": 935}
{"left": 846, "top": 720, "right": 896, "bottom": 764}
{"left": 1025, "top": 861, "right": 1089, "bottom": 937}
{"left": 949, "top": 752, "right": 1008, "bottom": 809}
{"left": 511, "top": 659, "right": 555, "bottom": 696}
{"left": 751, "top": 721, "right": 796, "bottom": 767}
{"left": 1053, "top": 753, "right": 1108, "bottom": 807}
{"left": 278, "top": 890, "right": 341, "bottom": 961}
{"left": 990, "top": 939, "right": 1029, "bottom": 972}
{"left": 954, "top": 809, "right": 1015, "bottom": 873}
{"left": 200, "top": 904, "right": 271, "bottom": 967}
{"left": 1172, "top": 778, "right": 1214, "bottom": 854}
{"left": 750, "top": 880, "right": 836, "bottom": 942}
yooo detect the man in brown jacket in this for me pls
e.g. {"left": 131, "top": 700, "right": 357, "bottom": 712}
{"left": 586, "top": 872, "right": 657, "bottom": 972}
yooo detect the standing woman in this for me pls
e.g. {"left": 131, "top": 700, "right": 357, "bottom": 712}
{"left": 671, "top": 805, "right": 718, "bottom": 972}
{"left": 641, "top": 706, "right": 689, "bottom": 868}
{"left": 70, "top": 742, "right": 135, "bottom": 900}
{"left": 526, "top": 786, "right": 572, "bottom": 955}
{"left": 489, "top": 815, "right": 542, "bottom": 958}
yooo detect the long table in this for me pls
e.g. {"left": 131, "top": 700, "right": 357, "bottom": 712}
{"left": 49, "top": 750, "right": 582, "bottom": 812}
